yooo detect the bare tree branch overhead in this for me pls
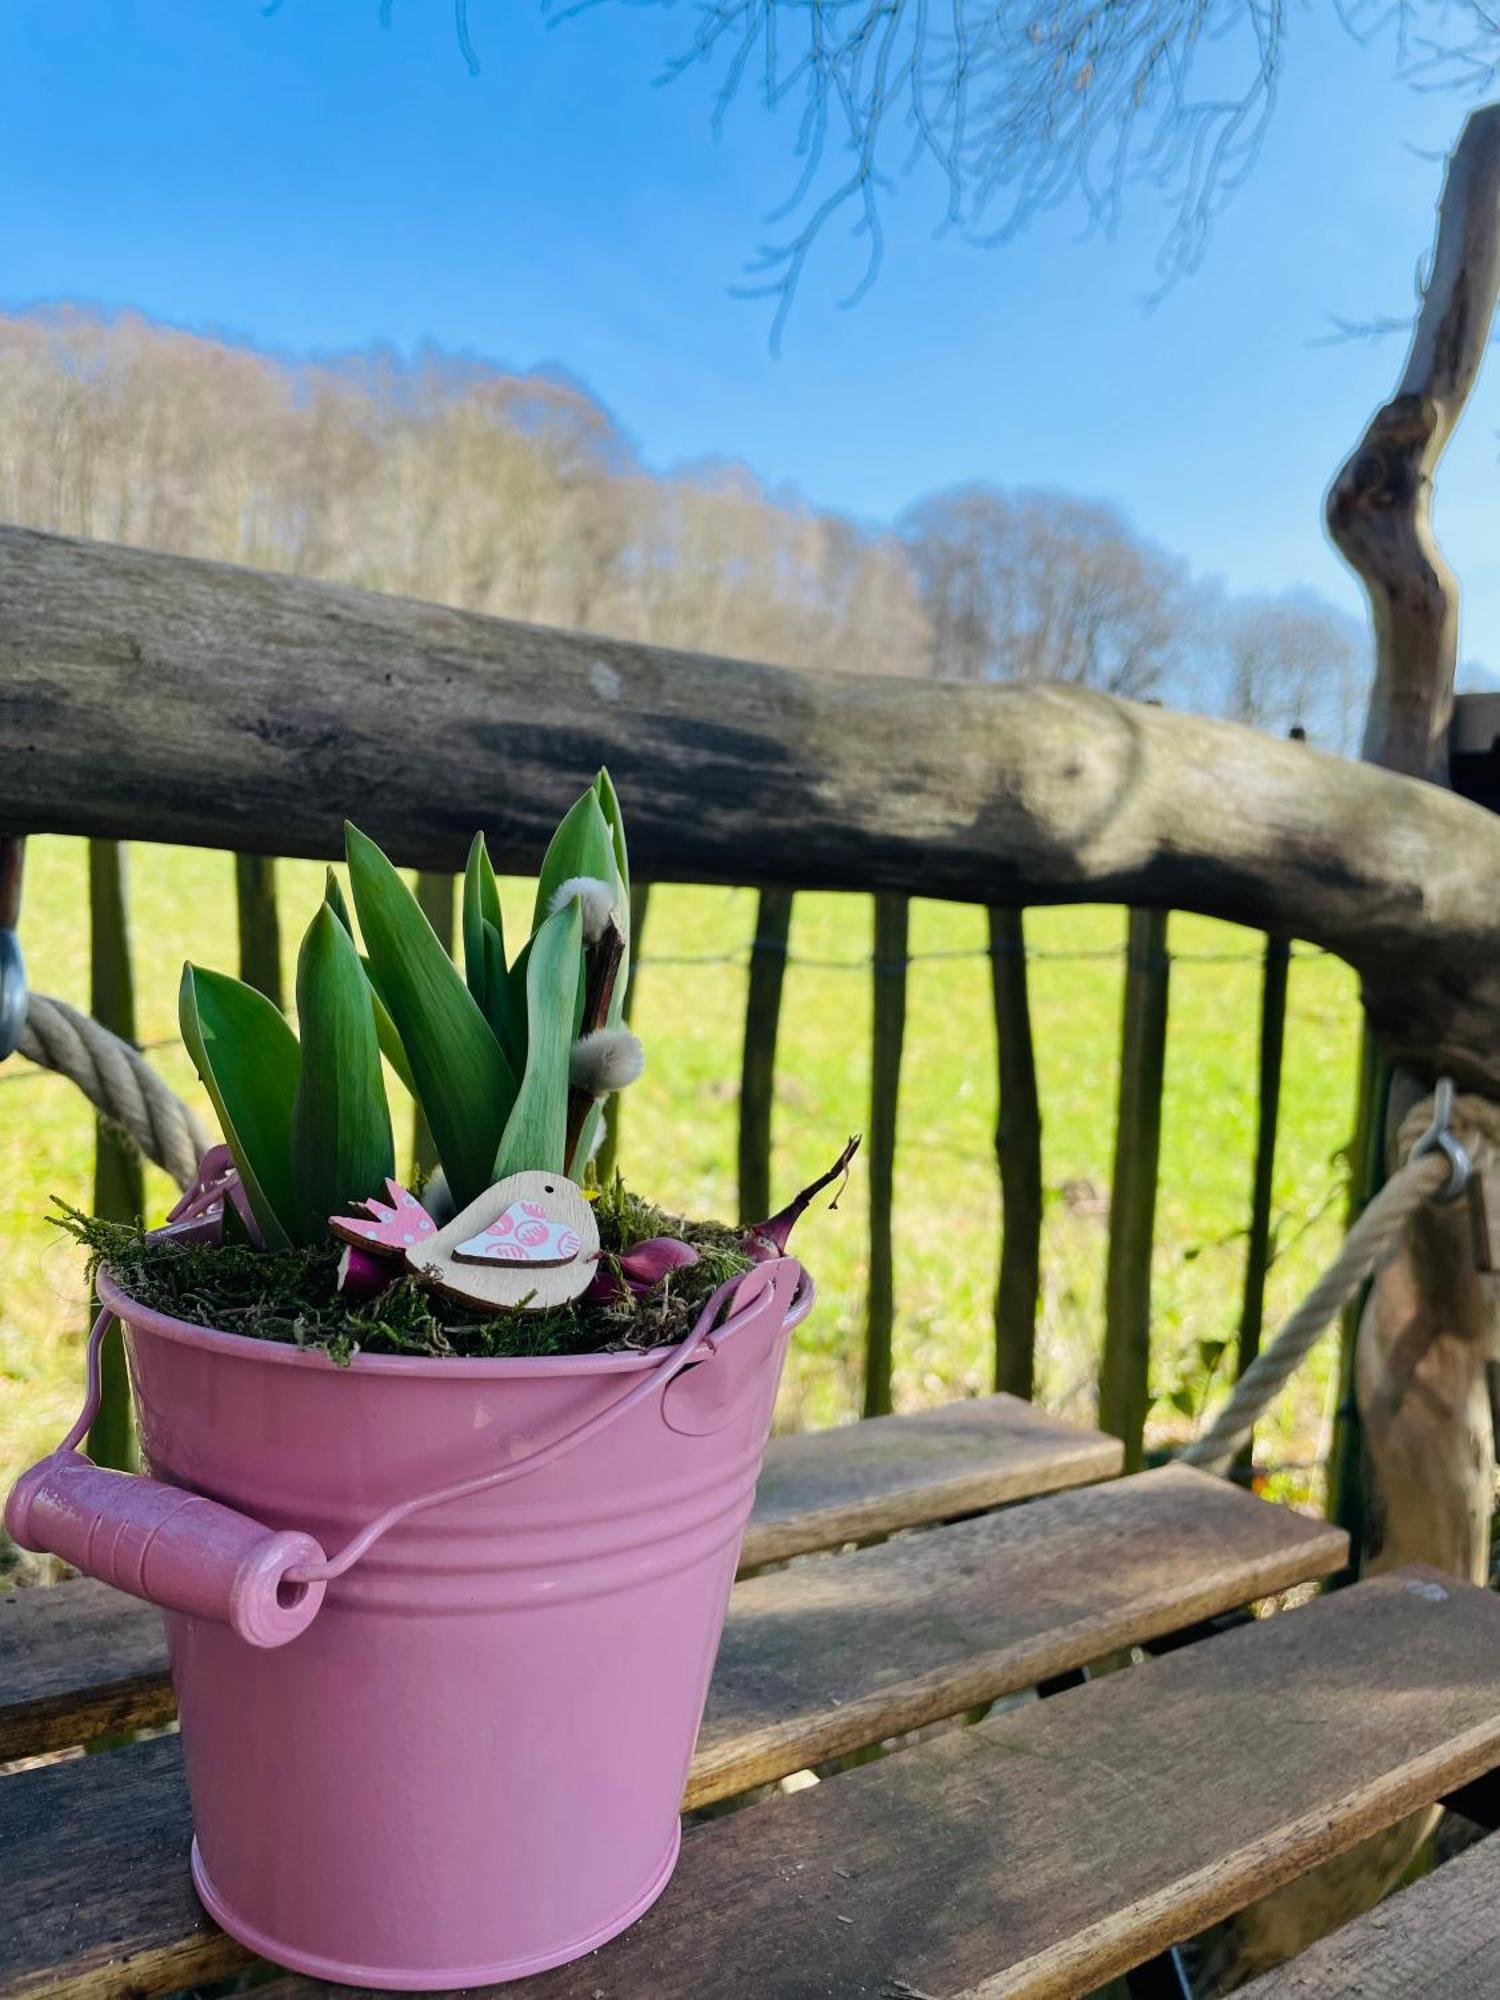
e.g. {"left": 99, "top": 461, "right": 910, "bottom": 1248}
{"left": 546, "top": 0, "right": 1500, "bottom": 344}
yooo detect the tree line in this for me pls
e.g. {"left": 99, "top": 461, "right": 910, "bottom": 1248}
{"left": 0, "top": 305, "right": 1364, "bottom": 746}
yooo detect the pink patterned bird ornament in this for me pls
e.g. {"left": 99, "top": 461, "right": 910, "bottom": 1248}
{"left": 405, "top": 1171, "right": 601, "bottom": 1314}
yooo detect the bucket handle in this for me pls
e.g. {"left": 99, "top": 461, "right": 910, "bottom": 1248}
{"left": 6, "top": 1257, "right": 804, "bottom": 1644}
{"left": 288, "top": 1258, "right": 801, "bottom": 1585}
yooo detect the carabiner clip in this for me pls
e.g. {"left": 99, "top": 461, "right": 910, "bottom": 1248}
{"left": 1410, "top": 1077, "right": 1472, "bottom": 1203}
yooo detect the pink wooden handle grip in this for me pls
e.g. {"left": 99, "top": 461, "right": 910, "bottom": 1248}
{"left": 3, "top": 1451, "right": 326, "bottom": 1647}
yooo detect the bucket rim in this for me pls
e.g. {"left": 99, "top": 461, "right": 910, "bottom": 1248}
{"left": 96, "top": 1258, "right": 811, "bottom": 1380}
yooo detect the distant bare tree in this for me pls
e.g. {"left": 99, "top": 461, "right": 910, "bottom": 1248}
{"left": 901, "top": 483, "right": 1189, "bottom": 696}
{"left": 0, "top": 304, "right": 1380, "bottom": 714}
{"left": 0, "top": 306, "right": 927, "bottom": 678}
{"left": 1215, "top": 590, "right": 1368, "bottom": 752}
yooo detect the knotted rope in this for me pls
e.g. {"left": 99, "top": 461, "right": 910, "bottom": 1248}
{"left": 1182, "top": 1088, "right": 1489, "bottom": 1474}
{"left": 16, "top": 993, "right": 210, "bottom": 1191}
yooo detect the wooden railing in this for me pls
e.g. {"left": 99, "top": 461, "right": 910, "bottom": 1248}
{"left": 1, "top": 522, "right": 1404, "bottom": 1480}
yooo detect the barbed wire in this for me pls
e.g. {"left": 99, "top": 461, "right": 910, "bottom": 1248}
{"left": 0, "top": 935, "right": 1339, "bottom": 1087}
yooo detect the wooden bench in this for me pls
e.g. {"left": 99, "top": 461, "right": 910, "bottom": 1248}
{"left": 8, "top": 1392, "right": 1493, "bottom": 2000}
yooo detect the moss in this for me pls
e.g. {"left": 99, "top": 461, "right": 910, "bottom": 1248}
{"left": 52, "top": 1180, "right": 754, "bottom": 1364}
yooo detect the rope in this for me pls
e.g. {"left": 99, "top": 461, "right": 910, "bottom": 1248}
{"left": 16, "top": 993, "right": 210, "bottom": 1190}
{"left": 1181, "top": 1112, "right": 1461, "bottom": 1473}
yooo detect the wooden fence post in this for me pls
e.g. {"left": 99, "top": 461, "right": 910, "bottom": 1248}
{"left": 234, "top": 854, "right": 283, "bottom": 1011}
{"left": 1233, "top": 929, "right": 1292, "bottom": 1467}
{"left": 737, "top": 888, "right": 793, "bottom": 1227}
{"left": 1099, "top": 908, "right": 1171, "bottom": 1472}
{"left": 410, "top": 871, "right": 455, "bottom": 1180}
{"left": 86, "top": 838, "right": 141, "bottom": 1472}
{"left": 595, "top": 881, "right": 651, "bottom": 1187}
{"left": 989, "top": 907, "right": 1043, "bottom": 1399}
{"left": 1325, "top": 1026, "right": 1387, "bottom": 1560}
{"left": 864, "top": 893, "right": 908, "bottom": 1419}
{"left": 1235, "top": 730, "right": 1304, "bottom": 1461}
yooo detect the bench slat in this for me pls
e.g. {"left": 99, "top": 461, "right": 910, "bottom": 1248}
{"left": 1239, "top": 1829, "right": 1500, "bottom": 1998}
{"left": 691, "top": 1463, "right": 1343, "bottom": 1805}
{"left": 741, "top": 1392, "right": 1122, "bottom": 1567}
{"left": 0, "top": 1471, "right": 1331, "bottom": 1998}
{"left": 0, "top": 1392, "right": 1120, "bottom": 1763}
{"left": 478, "top": 1570, "right": 1500, "bottom": 2000}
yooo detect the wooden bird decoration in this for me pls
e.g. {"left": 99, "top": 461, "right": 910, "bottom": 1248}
{"left": 404, "top": 1171, "right": 600, "bottom": 1313}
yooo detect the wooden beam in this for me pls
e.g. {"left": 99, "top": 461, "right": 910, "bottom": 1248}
{"left": 6, "top": 526, "right": 1500, "bottom": 1087}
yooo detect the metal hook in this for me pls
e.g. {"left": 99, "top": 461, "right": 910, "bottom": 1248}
{"left": 1411, "top": 1076, "right": 1473, "bottom": 1202}
{"left": 0, "top": 835, "right": 27, "bottom": 1063}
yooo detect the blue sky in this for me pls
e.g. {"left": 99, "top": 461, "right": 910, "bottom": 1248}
{"left": 3, "top": 2, "right": 1498, "bottom": 670}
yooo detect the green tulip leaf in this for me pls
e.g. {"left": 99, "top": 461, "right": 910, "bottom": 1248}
{"left": 291, "top": 905, "right": 395, "bottom": 1241}
{"left": 482, "top": 917, "right": 528, "bottom": 1073}
{"left": 346, "top": 822, "right": 517, "bottom": 1209}
{"left": 325, "top": 868, "right": 417, "bottom": 1099}
{"left": 593, "top": 767, "right": 629, "bottom": 899}
{"left": 462, "top": 832, "right": 504, "bottom": 1012}
{"left": 493, "top": 897, "right": 583, "bottom": 1179}
{"left": 179, "top": 963, "right": 301, "bottom": 1248}
{"left": 351, "top": 953, "right": 418, "bottom": 1101}
{"left": 323, "top": 867, "right": 353, "bottom": 936}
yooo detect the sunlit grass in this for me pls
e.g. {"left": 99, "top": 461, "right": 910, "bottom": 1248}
{"left": 0, "top": 837, "right": 1363, "bottom": 1504}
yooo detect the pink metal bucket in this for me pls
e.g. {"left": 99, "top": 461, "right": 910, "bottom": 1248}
{"left": 7, "top": 1252, "right": 810, "bottom": 1987}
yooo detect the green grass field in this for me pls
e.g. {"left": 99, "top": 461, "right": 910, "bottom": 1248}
{"left": 0, "top": 836, "right": 1364, "bottom": 1506}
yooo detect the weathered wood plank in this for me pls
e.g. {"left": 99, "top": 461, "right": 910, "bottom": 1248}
{"left": 0, "top": 1579, "right": 174, "bottom": 1766}
{"left": 863, "top": 891, "right": 907, "bottom": 1418}
{"left": 1240, "top": 1832, "right": 1500, "bottom": 1998}
{"left": 690, "top": 1464, "right": 1345, "bottom": 1806}
{"left": 4, "top": 525, "right": 1500, "bottom": 1088}
{"left": 0, "top": 1735, "right": 243, "bottom": 2000}
{"left": 0, "top": 1473, "right": 1346, "bottom": 1998}
{"left": 741, "top": 1392, "right": 1121, "bottom": 1568}
{"left": 0, "top": 1394, "right": 1120, "bottom": 1760}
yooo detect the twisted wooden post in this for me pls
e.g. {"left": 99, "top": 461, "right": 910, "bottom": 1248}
{"left": 1203, "top": 101, "right": 1500, "bottom": 1993}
